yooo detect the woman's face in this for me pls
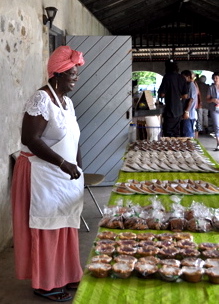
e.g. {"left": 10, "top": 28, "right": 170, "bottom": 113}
{"left": 60, "top": 66, "right": 79, "bottom": 92}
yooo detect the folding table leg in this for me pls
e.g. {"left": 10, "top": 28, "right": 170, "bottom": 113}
{"left": 80, "top": 216, "right": 90, "bottom": 232}
{"left": 86, "top": 185, "right": 104, "bottom": 217}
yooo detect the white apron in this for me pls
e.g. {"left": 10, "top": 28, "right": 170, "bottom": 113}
{"left": 28, "top": 84, "right": 84, "bottom": 230}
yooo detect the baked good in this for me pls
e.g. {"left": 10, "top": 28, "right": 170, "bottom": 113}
{"left": 95, "top": 239, "right": 117, "bottom": 247}
{"left": 159, "top": 265, "right": 182, "bottom": 282}
{"left": 137, "top": 246, "right": 160, "bottom": 257}
{"left": 156, "top": 233, "right": 173, "bottom": 241}
{"left": 181, "top": 258, "right": 205, "bottom": 267}
{"left": 198, "top": 242, "right": 219, "bottom": 251}
{"left": 173, "top": 232, "right": 193, "bottom": 241}
{"left": 205, "top": 259, "right": 219, "bottom": 268}
{"left": 135, "top": 261, "right": 158, "bottom": 277}
{"left": 118, "top": 232, "right": 137, "bottom": 240}
{"left": 138, "top": 256, "right": 161, "bottom": 265}
{"left": 206, "top": 267, "right": 219, "bottom": 284}
{"left": 91, "top": 254, "right": 112, "bottom": 264}
{"left": 123, "top": 217, "right": 148, "bottom": 230}
{"left": 136, "top": 233, "right": 155, "bottom": 241}
{"left": 180, "top": 248, "right": 200, "bottom": 258}
{"left": 169, "top": 218, "right": 187, "bottom": 232}
{"left": 117, "top": 240, "right": 138, "bottom": 247}
{"left": 106, "top": 216, "right": 124, "bottom": 229}
{"left": 176, "top": 240, "right": 197, "bottom": 248}
{"left": 187, "top": 218, "right": 212, "bottom": 232}
{"left": 160, "top": 259, "right": 181, "bottom": 267}
{"left": 139, "top": 240, "right": 157, "bottom": 247}
{"left": 158, "top": 247, "right": 179, "bottom": 259}
{"left": 112, "top": 262, "right": 134, "bottom": 278}
{"left": 97, "top": 231, "right": 117, "bottom": 240}
{"left": 202, "top": 250, "right": 219, "bottom": 259}
{"left": 182, "top": 266, "right": 204, "bottom": 282}
{"left": 87, "top": 262, "right": 111, "bottom": 278}
{"left": 116, "top": 245, "right": 137, "bottom": 256}
{"left": 156, "top": 240, "right": 176, "bottom": 248}
{"left": 95, "top": 244, "right": 115, "bottom": 256}
{"left": 114, "top": 255, "right": 137, "bottom": 266}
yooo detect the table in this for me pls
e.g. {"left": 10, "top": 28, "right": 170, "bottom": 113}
{"left": 73, "top": 142, "right": 219, "bottom": 304}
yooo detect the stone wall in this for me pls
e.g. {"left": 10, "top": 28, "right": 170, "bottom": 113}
{"left": 0, "top": 0, "right": 110, "bottom": 252}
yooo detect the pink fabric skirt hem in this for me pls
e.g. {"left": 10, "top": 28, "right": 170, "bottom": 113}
{"left": 11, "top": 153, "right": 83, "bottom": 290}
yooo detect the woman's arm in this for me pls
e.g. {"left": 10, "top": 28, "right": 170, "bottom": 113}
{"left": 21, "top": 113, "right": 81, "bottom": 179}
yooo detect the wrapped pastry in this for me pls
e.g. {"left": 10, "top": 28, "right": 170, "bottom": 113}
{"left": 87, "top": 263, "right": 111, "bottom": 278}
{"left": 114, "top": 255, "right": 137, "bottom": 266}
{"left": 97, "top": 231, "right": 117, "bottom": 240}
{"left": 112, "top": 262, "right": 134, "bottom": 278}
{"left": 91, "top": 254, "right": 112, "bottom": 264}
{"left": 206, "top": 267, "right": 219, "bottom": 284}
{"left": 182, "top": 266, "right": 204, "bottom": 283}
{"left": 159, "top": 265, "right": 182, "bottom": 282}
{"left": 187, "top": 218, "right": 212, "bottom": 233}
{"left": 123, "top": 217, "right": 148, "bottom": 230}
{"left": 135, "top": 261, "right": 158, "bottom": 277}
{"left": 169, "top": 218, "right": 188, "bottom": 232}
{"left": 106, "top": 216, "right": 124, "bottom": 229}
{"left": 118, "top": 232, "right": 137, "bottom": 240}
{"left": 181, "top": 258, "right": 205, "bottom": 267}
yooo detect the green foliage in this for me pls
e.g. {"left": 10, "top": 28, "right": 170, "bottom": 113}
{"left": 132, "top": 71, "right": 156, "bottom": 85}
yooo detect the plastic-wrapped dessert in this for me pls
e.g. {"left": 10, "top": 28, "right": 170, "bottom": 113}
{"left": 95, "top": 244, "right": 115, "bottom": 256}
{"left": 181, "top": 258, "right": 205, "bottom": 268}
{"left": 91, "top": 254, "right": 112, "bottom": 264}
{"left": 135, "top": 261, "right": 158, "bottom": 277}
{"left": 114, "top": 255, "right": 137, "bottom": 266}
{"left": 112, "top": 262, "right": 134, "bottom": 278}
{"left": 180, "top": 248, "right": 200, "bottom": 258}
{"left": 138, "top": 256, "right": 160, "bottom": 265}
{"left": 169, "top": 218, "right": 188, "bottom": 232}
{"left": 137, "top": 233, "right": 155, "bottom": 241}
{"left": 158, "top": 247, "right": 179, "bottom": 259}
{"left": 95, "top": 239, "right": 117, "bottom": 247}
{"left": 173, "top": 232, "right": 193, "bottom": 241}
{"left": 160, "top": 259, "right": 181, "bottom": 267}
{"left": 159, "top": 265, "right": 182, "bottom": 282}
{"left": 187, "top": 218, "right": 212, "bottom": 232}
{"left": 202, "top": 250, "right": 219, "bottom": 259}
{"left": 117, "top": 245, "right": 137, "bottom": 256}
{"left": 118, "top": 232, "right": 137, "bottom": 240}
{"left": 182, "top": 266, "right": 204, "bottom": 282}
{"left": 97, "top": 231, "right": 117, "bottom": 240}
{"left": 87, "top": 263, "right": 111, "bottom": 278}
{"left": 137, "top": 246, "right": 159, "bottom": 257}
{"left": 205, "top": 259, "right": 219, "bottom": 268}
{"left": 116, "top": 240, "right": 138, "bottom": 247}
{"left": 206, "top": 267, "right": 219, "bottom": 284}
{"left": 123, "top": 217, "right": 148, "bottom": 230}
{"left": 198, "top": 242, "right": 219, "bottom": 251}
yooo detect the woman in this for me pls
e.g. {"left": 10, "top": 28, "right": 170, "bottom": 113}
{"left": 11, "top": 46, "right": 85, "bottom": 302}
{"left": 207, "top": 72, "right": 219, "bottom": 151}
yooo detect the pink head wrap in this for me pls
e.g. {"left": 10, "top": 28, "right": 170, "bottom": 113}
{"left": 47, "top": 45, "right": 85, "bottom": 79}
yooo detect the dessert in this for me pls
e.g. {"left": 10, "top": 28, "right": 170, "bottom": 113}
{"left": 205, "top": 259, "right": 219, "bottom": 268}
{"left": 176, "top": 240, "right": 197, "bottom": 249}
{"left": 137, "top": 246, "right": 160, "bottom": 257}
{"left": 114, "top": 255, "right": 137, "bottom": 266}
{"left": 90, "top": 254, "right": 112, "bottom": 264}
{"left": 87, "top": 263, "right": 111, "bottom": 278}
{"left": 180, "top": 248, "right": 200, "bottom": 258}
{"left": 206, "top": 267, "right": 219, "bottom": 284}
{"left": 173, "top": 232, "right": 193, "bottom": 241}
{"left": 198, "top": 242, "right": 219, "bottom": 251}
{"left": 138, "top": 256, "right": 161, "bottom": 265}
{"left": 181, "top": 258, "right": 205, "bottom": 267}
{"left": 160, "top": 259, "right": 181, "bottom": 268}
{"left": 118, "top": 232, "right": 137, "bottom": 240}
{"left": 182, "top": 266, "right": 204, "bottom": 282}
{"left": 158, "top": 247, "right": 179, "bottom": 259}
{"left": 112, "top": 262, "right": 134, "bottom": 278}
{"left": 116, "top": 245, "right": 137, "bottom": 256}
{"left": 95, "top": 244, "right": 115, "bottom": 256}
{"left": 95, "top": 239, "right": 117, "bottom": 246}
{"left": 135, "top": 261, "right": 158, "bottom": 277}
{"left": 159, "top": 265, "right": 182, "bottom": 282}
{"left": 97, "top": 231, "right": 117, "bottom": 240}
{"left": 116, "top": 240, "right": 138, "bottom": 247}
{"left": 202, "top": 250, "right": 219, "bottom": 259}
{"left": 137, "top": 233, "right": 155, "bottom": 241}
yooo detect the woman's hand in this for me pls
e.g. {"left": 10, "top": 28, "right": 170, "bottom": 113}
{"left": 60, "top": 160, "right": 81, "bottom": 180}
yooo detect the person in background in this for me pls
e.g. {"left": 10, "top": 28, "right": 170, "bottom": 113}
{"left": 197, "top": 75, "right": 210, "bottom": 134}
{"left": 158, "top": 59, "right": 188, "bottom": 137}
{"left": 181, "top": 70, "right": 198, "bottom": 138}
{"left": 11, "top": 46, "right": 85, "bottom": 302}
{"left": 192, "top": 73, "right": 202, "bottom": 139}
{"left": 207, "top": 72, "right": 219, "bottom": 151}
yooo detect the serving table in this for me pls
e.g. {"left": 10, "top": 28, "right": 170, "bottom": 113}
{"left": 73, "top": 140, "right": 219, "bottom": 304}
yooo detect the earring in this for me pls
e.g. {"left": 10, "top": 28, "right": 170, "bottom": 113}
{"left": 55, "top": 79, "right": 58, "bottom": 90}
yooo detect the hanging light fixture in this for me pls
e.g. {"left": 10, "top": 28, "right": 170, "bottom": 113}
{"left": 43, "top": 7, "right": 58, "bottom": 28}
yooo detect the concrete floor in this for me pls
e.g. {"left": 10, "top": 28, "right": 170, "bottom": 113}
{"left": 0, "top": 133, "right": 218, "bottom": 304}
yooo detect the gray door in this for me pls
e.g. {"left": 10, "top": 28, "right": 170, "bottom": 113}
{"left": 66, "top": 36, "right": 132, "bottom": 185}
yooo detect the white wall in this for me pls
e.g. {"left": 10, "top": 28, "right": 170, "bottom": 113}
{"left": 0, "top": 0, "right": 110, "bottom": 252}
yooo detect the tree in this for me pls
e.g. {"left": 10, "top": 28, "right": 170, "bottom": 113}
{"left": 132, "top": 71, "right": 156, "bottom": 85}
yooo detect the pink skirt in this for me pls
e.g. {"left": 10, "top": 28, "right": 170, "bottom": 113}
{"left": 11, "top": 153, "right": 83, "bottom": 290}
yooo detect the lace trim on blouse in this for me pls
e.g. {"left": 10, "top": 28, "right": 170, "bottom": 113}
{"left": 24, "top": 90, "right": 67, "bottom": 129}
